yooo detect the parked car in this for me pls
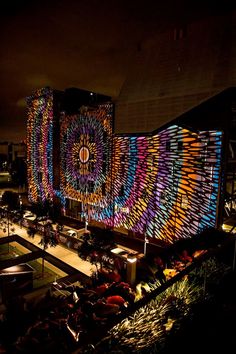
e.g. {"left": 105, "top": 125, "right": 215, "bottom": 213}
{"left": 23, "top": 211, "right": 37, "bottom": 220}
{"left": 66, "top": 229, "right": 77, "bottom": 238}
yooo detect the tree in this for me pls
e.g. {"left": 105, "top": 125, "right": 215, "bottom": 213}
{"left": 1, "top": 190, "right": 19, "bottom": 210}
{"left": 37, "top": 221, "right": 59, "bottom": 276}
{"left": 10, "top": 157, "right": 27, "bottom": 189}
{"left": 0, "top": 191, "right": 19, "bottom": 252}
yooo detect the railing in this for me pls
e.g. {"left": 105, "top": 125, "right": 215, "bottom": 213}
{"left": 76, "top": 235, "right": 235, "bottom": 352}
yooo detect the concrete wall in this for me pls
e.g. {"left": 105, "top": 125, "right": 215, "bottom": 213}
{"left": 115, "top": 10, "right": 236, "bottom": 133}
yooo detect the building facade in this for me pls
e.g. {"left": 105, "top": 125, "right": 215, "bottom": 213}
{"left": 26, "top": 87, "right": 228, "bottom": 246}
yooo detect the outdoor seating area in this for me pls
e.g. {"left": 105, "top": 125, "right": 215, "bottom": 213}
{"left": 0, "top": 227, "right": 234, "bottom": 354}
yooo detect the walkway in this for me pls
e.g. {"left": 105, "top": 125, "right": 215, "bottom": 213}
{"left": 0, "top": 223, "right": 96, "bottom": 278}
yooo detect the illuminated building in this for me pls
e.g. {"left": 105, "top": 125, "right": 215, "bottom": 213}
{"left": 26, "top": 87, "right": 236, "bottom": 245}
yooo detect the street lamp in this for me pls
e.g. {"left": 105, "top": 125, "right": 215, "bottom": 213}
{"left": 19, "top": 195, "right": 22, "bottom": 210}
{"left": 127, "top": 253, "right": 137, "bottom": 286}
{"left": 85, "top": 219, "right": 88, "bottom": 232}
{"left": 144, "top": 234, "right": 149, "bottom": 257}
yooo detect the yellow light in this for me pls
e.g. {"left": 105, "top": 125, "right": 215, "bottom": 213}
{"left": 127, "top": 254, "right": 137, "bottom": 263}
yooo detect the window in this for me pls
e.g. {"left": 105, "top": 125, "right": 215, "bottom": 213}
{"left": 174, "top": 26, "right": 187, "bottom": 40}
{"left": 160, "top": 191, "right": 167, "bottom": 204}
{"left": 102, "top": 183, "right": 106, "bottom": 196}
{"left": 149, "top": 155, "right": 155, "bottom": 170}
{"left": 89, "top": 161, "right": 95, "bottom": 172}
{"left": 102, "top": 161, "right": 106, "bottom": 174}
{"left": 119, "top": 185, "right": 124, "bottom": 197}
{"left": 103, "top": 131, "right": 108, "bottom": 143}
{"left": 166, "top": 141, "right": 171, "bottom": 152}
{"left": 181, "top": 195, "right": 188, "bottom": 209}
{"left": 142, "top": 189, "right": 148, "bottom": 200}
{"left": 90, "top": 131, "right": 95, "bottom": 143}
{"left": 200, "top": 138, "right": 209, "bottom": 162}
{"left": 88, "top": 181, "right": 94, "bottom": 193}
{"left": 178, "top": 141, "right": 183, "bottom": 151}
{"left": 76, "top": 179, "right": 80, "bottom": 191}
{"left": 121, "top": 154, "right": 125, "bottom": 163}
{"left": 121, "top": 164, "right": 125, "bottom": 174}
{"left": 38, "top": 172, "right": 43, "bottom": 183}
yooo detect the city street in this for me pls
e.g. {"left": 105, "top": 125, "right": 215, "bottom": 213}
{"left": 0, "top": 182, "right": 96, "bottom": 279}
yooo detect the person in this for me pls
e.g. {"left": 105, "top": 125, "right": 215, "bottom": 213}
{"left": 179, "top": 249, "right": 193, "bottom": 263}
{"left": 154, "top": 256, "right": 166, "bottom": 284}
{"left": 108, "top": 269, "right": 121, "bottom": 283}
{"left": 154, "top": 256, "right": 165, "bottom": 269}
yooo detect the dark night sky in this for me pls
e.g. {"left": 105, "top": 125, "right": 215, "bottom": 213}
{"left": 0, "top": 0, "right": 233, "bottom": 142}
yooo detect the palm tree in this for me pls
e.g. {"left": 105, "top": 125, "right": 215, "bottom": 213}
{"left": 38, "top": 221, "right": 58, "bottom": 276}
{"left": 0, "top": 190, "right": 18, "bottom": 252}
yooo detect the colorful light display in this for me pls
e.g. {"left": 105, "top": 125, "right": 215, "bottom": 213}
{"left": 60, "top": 112, "right": 222, "bottom": 242}
{"left": 27, "top": 87, "right": 54, "bottom": 203}
{"left": 60, "top": 103, "right": 114, "bottom": 225}
{"left": 27, "top": 88, "right": 222, "bottom": 244}
{"left": 111, "top": 126, "right": 222, "bottom": 243}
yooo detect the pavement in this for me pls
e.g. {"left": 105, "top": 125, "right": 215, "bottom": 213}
{"left": 0, "top": 220, "right": 97, "bottom": 278}
{"left": 0, "top": 182, "right": 97, "bottom": 277}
